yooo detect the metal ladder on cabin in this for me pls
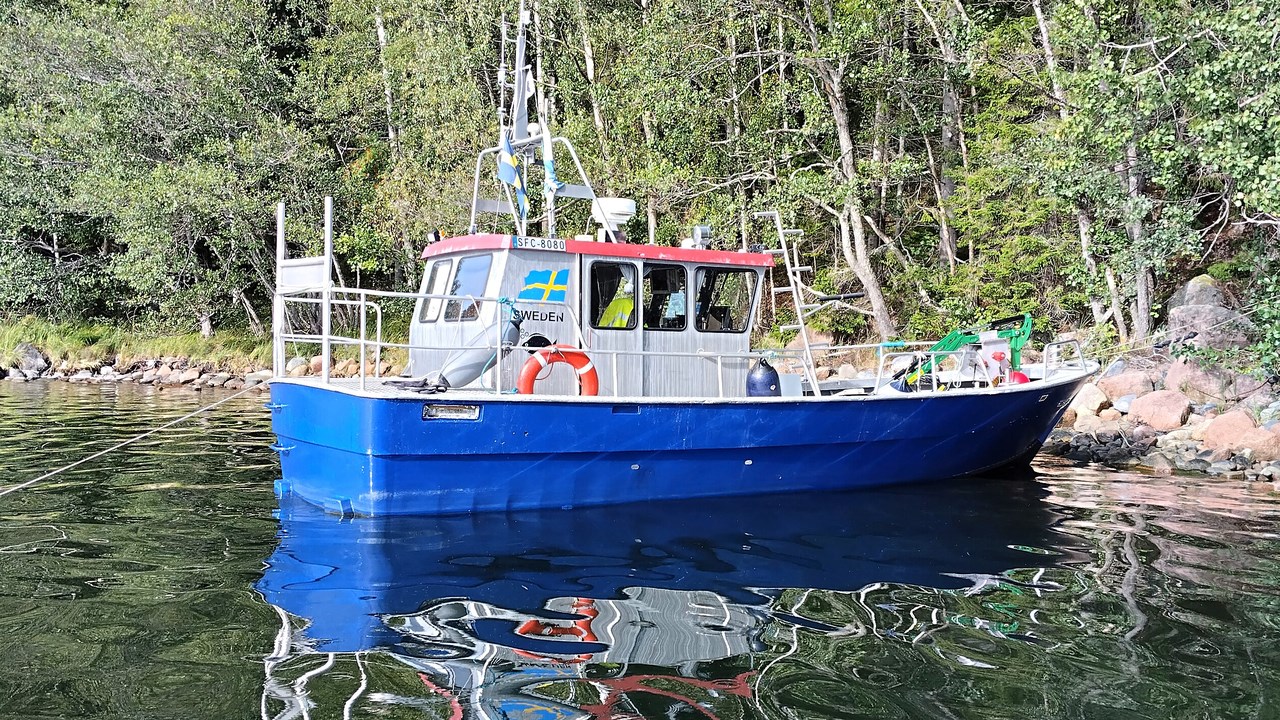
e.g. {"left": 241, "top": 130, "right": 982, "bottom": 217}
{"left": 755, "top": 211, "right": 822, "bottom": 392}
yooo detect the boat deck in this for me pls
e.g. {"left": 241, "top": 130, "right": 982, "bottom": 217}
{"left": 272, "top": 362, "right": 1092, "bottom": 404}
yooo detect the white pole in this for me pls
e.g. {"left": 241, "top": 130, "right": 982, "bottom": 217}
{"left": 359, "top": 290, "right": 367, "bottom": 392}
{"left": 322, "top": 197, "right": 334, "bottom": 383}
{"left": 272, "top": 202, "right": 286, "bottom": 377}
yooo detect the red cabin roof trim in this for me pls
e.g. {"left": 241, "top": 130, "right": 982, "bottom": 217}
{"left": 420, "top": 233, "right": 775, "bottom": 268}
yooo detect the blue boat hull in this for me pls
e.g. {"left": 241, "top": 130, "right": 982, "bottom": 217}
{"left": 269, "top": 375, "right": 1088, "bottom": 516}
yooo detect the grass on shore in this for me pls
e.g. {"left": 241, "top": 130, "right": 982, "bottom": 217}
{"left": 0, "top": 316, "right": 274, "bottom": 372}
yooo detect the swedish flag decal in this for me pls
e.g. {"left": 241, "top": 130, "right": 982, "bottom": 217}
{"left": 517, "top": 269, "right": 569, "bottom": 302}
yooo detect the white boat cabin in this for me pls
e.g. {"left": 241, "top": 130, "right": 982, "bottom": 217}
{"left": 405, "top": 233, "right": 773, "bottom": 397}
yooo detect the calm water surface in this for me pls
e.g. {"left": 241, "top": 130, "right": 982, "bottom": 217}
{"left": 0, "top": 381, "right": 1278, "bottom": 719}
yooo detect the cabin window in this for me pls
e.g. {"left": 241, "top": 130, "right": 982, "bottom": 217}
{"left": 589, "top": 262, "right": 637, "bottom": 330}
{"left": 694, "top": 268, "right": 756, "bottom": 333}
{"left": 642, "top": 264, "right": 687, "bottom": 331}
{"left": 444, "top": 255, "right": 492, "bottom": 322}
{"left": 418, "top": 259, "right": 454, "bottom": 323}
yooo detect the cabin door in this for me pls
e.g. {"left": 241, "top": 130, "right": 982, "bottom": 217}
{"left": 640, "top": 262, "right": 693, "bottom": 397}
{"left": 582, "top": 259, "right": 642, "bottom": 396}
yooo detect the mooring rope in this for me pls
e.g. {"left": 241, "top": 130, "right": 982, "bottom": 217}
{"left": 0, "top": 382, "right": 267, "bottom": 499}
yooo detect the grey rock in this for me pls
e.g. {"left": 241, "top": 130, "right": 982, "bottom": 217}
{"left": 1100, "top": 359, "right": 1127, "bottom": 378}
{"left": 1167, "top": 274, "right": 1227, "bottom": 310}
{"left": 1100, "top": 447, "right": 1133, "bottom": 465}
{"left": 1113, "top": 394, "right": 1137, "bottom": 414}
{"left": 1181, "top": 458, "right": 1212, "bottom": 472}
{"left": 205, "top": 373, "right": 232, "bottom": 388}
{"left": 285, "top": 357, "right": 308, "bottom": 372}
{"left": 1131, "top": 424, "right": 1157, "bottom": 442}
{"left": 1242, "top": 387, "right": 1278, "bottom": 408}
{"left": 1141, "top": 453, "right": 1176, "bottom": 474}
{"left": 1168, "top": 305, "right": 1255, "bottom": 350}
{"left": 13, "top": 343, "right": 48, "bottom": 377}
{"left": 1065, "top": 448, "right": 1093, "bottom": 462}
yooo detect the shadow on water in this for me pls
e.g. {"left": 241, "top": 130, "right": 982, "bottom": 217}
{"left": 257, "top": 476, "right": 1086, "bottom": 718}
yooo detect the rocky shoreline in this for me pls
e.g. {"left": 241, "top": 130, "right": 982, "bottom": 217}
{"left": 0, "top": 337, "right": 412, "bottom": 391}
{"left": 0, "top": 344, "right": 277, "bottom": 391}
{"left": 1041, "top": 357, "right": 1280, "bottom": 483}
{"left": 1041, "top": 274, "right": 1279, "bottom": 486}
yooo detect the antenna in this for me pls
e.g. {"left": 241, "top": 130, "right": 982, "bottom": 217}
{"left": 508, "top": 2, "right": 530, "bottom": 141}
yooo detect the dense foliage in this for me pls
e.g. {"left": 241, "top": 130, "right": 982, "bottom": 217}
{"left": 2, "top": 0, "right": 1277, "bottom": 356}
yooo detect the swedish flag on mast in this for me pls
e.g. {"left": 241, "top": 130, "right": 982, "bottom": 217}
{"left": 497, "top": 134, "right": 528, "bottom": 220}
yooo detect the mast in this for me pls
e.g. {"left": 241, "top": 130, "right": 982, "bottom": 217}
{"left": 470, "top": 1, "right": 620, "bottom": 239}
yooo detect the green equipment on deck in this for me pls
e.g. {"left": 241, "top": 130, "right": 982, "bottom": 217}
{"left": 898, "top": 313, "right": 1033, "bottom": 386}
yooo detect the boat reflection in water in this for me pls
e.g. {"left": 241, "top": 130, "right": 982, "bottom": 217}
{"left": 256, "top": 476, "right": 1076, "bottom": 718}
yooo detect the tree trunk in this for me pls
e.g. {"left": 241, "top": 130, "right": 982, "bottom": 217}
{"left": 1105, "top": 267, "right": 1130, "bottom": 343}
{"left": 813, "top": 57, "right": 896, "bottom": 339}
{"left": 913, "top": 0, "right": 962, "bottom": 268}
{"left": 237, "top": 290, "right": 265, "bottom": 336}
{"left": 1076, "top": 210, "right": 1109, "bottom": 324}
{"left": 373, "top": 5, "right": 399, "bottom": 158}
{"left": 1125, "top": 142, "right": 1150, "bottom": 341}
{"left": 938, "top": 73, "right": 961, "bottom": 268}
{"left": 373, "top": 4, "right": 413, "bottom": 287}
{"left": 574, "top": 0, "right": 609, "bottom": 169}
{"left": 838, "top": 208, "right": 895, "bottom": 341}
{"left": 1032, "top": 0, "right": 1113, "bottom": 331}
{"left": 641, "top": 110, "right": 658, "bottom": 244}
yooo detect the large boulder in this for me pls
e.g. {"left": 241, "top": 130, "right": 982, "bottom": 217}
{"left": 1163, "top": 274, "right": 1255, "bottom": 350}
{"left": 1168, "top": 305, "right": 1255, "bottom": 350}
{"left": 13, "top": 342, "right": 48, "bottom": 378}
{"left": 1128, "top": 390, "right": 1192, "bottom": 431}
{"left": 1070, "top": 383, "right": 1110, "bottom": 415}
{"left": 1097, "top": 371, "right": 1154, "bottom": 402}
{"left": 1164, "top": 359, "right": 1268, "bottom": 404}
{"left": 1201, "top": 410, "right": 1280, "bottom": 461}
{"left": 1166, "top": 274, "right": 1226, "bottom": 310}
{"left": 1073, "top": 413, "right": 1120, "bottom": 435}
{"left": 1201, "top": 410, "right": 1257, "bottom": 450}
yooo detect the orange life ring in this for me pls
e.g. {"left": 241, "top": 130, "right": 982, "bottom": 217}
{"left": 512, "top": 598, "right": 600, "bottom": 664}
{"left": 517, "top": 344, "right": 599, "bottom": 396}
